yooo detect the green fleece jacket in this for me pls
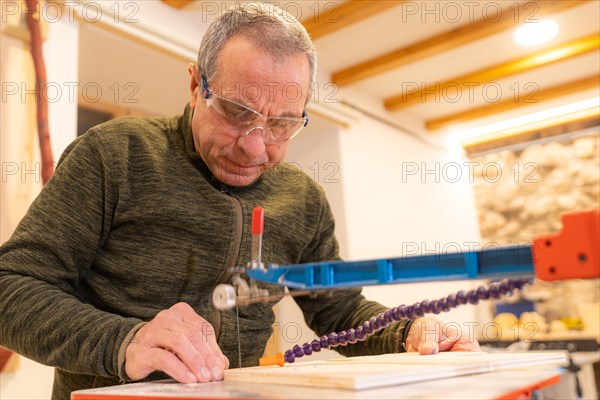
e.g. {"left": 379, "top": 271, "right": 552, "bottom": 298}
{"left": 0, "top": 105, "right": 410, "bottom": 399}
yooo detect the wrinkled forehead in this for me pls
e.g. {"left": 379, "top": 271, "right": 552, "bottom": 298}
{"left": 212, "top": 79, "right": 309, "bottom": 107}
{"left": 211, "top": 37, "right": 311, "bottom": 108}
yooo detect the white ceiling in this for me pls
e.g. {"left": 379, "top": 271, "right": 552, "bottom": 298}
{"left": 78, "top": 0, "right": 600, "bottom": 143}
{"left": 309, "top": 1, "right": 600, "bottom": 135}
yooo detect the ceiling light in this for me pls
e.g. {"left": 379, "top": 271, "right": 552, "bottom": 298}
{"left": 514, "top": 20, "right": 559, "bottom": 46}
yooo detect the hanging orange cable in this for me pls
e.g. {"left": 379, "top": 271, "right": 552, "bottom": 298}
{"left": 25, "top": 0, "right": 54, "bottom": 184}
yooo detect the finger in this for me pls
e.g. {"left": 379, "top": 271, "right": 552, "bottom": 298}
{"left": 169, "top": 303, "right": 227, "bottom": 377}
{"left": 418, "top": 341, "right": 439, "bottom": 355}
{"left": 222, "top": 354, "right": 230, "bottom": 369}
{"left": 438, "top": 328, "right": 460, "bottom": 352}
{"left": 192, "top": 321, "right": 227, "bottom": 371}
{"left": 448, "top": 338, "right": 482, "bottom": 352}
{"left": 415, "top": 320, "right": 442, "bottom": 353}
{"left": 145, "top": 348, "right": 199, "bottom": 384}
{"left": 137, "top": 315, "right": 215, "bottom": 382}
{"left": 439, "top": 324, "right": 480, "bottom": 352}
{"left": 126, "top": 306, "right": 225, "bottom": 383}
{"left": 403, "top": 318, "right": 427, "bottom": 352}
{"left": 133, "top": 322, "right": 212, "bottom": 382}
{"left": 175, "top": 304, "right": 228, "bottom": 368}
{"left": 191, "top": 339, "right": 224, "bottom": 381}
{"left": 163, "top": 330, "right": 215, "bottom": 382}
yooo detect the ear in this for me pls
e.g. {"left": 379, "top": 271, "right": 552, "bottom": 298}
{"left": 188, "top": 63, "right": 200, "bottom": 108}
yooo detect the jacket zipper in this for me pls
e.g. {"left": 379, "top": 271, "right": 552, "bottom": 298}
{"left": 213, "top": 183, "right": 244, "bottom": 341}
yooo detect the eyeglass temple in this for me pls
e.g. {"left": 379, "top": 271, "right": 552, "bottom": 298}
{"left": 302, "top": 111, "right": 308, "bottom": 127}
{"left": 200, "top": 74, "right": 210, "bottom": 100}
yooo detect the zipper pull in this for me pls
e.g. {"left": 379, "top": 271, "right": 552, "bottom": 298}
{"left": 220, "top": 183, "right": 229, "bottom": 194}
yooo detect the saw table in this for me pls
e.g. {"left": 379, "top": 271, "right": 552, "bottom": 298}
{"left": 72, "top": 366, "right": 563, "bottom": 400}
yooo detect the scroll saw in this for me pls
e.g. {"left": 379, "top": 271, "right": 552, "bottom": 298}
{"left": 212, "top": 208, "right": 599, "bottom": 366}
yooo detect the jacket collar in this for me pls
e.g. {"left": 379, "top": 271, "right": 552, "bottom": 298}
{"left": 178, "top": 103, "right": 226, "bottom": 191}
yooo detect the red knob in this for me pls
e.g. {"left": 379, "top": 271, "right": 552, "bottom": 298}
{"left": 252, "top": 206, "right": 264, "bottom": 234}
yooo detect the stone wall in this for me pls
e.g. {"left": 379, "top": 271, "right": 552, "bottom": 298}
{"left": 470, "top": 132, "right": 599, "bottom": 326}
{"left": 473, "top": 133, "right": 599, "bottom": 245}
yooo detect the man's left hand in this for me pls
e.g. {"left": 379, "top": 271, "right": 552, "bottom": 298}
{"left": 404, "top": 316, "right": 481, "bottom": 354}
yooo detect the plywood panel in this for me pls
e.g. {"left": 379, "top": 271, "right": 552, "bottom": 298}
{"left": 71, "top": 368, "right": 564, "bottom": 399}
{"left": 224, "top": 351, "right": 567, "bottom": 391}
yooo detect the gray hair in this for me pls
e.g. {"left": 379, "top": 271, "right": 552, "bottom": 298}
{"left": 197, "top": 2, "right": 317, "bottom": 94}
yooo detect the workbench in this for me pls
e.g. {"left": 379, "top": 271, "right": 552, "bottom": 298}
{"left": 71, "top": 367, "right": 563, "bottom": 400}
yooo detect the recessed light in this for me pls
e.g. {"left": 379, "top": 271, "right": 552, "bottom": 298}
{"left": 514, "top": 20, "right": 559, "bottom": 46}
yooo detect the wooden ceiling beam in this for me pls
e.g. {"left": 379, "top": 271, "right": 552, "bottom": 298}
{"left": 301, "top": 0, "right": 402, "bottom": 40}
{"left": 161, "top": 1, "right": 401, "bottom": 36}
{"left": 332, "top": 0, "right": 588, "bottom": 86}
{"left": 426, "top": 75, "right": 600, "bottom": 131}
{"left": 161, "top": 0, "right": 194, "bottom": 9}
{"left": 384, "top": 34, "right": 600, "bottom": 111}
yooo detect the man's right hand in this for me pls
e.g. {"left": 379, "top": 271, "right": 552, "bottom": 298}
{"left": 125, "top": 302, "right": 229, "bottom": 383}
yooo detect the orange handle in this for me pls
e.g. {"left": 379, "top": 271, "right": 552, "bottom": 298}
{"left": 259, "top": 352, "right": 285, "bottom": 367}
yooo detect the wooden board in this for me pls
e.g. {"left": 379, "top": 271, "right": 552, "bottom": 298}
{"left": 71, "top": 370, "right": 563, "bottom": 400}
{"left": 224, "top": 351, "right": 567, "bottom": 391}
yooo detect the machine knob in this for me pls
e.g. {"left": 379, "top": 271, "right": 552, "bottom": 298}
{"left": 212, "top": 284, "right": 237, "bottom": 310}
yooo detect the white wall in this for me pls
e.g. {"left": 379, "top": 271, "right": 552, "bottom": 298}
{"left": 285, "top": 116, "right": 348, "bottom": 257}
{"left": 0, "top": 17, "right": 79, "bottom": 400}
{"left": 78, "top": 23, "right": 190, "bottom": 117}
{"left": 337, "top": 88, "right": 486, "bottom": 331}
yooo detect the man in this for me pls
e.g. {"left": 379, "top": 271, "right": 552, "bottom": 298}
{"left": 0, "top": 3, "right": 479, "bottom": 399}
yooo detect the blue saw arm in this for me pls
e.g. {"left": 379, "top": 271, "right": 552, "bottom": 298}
{"left": 246, "top": 244, "right": 535, "bottom": 290}
{"left": 211, "top": 209, "right": 598, "bottom": 311}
